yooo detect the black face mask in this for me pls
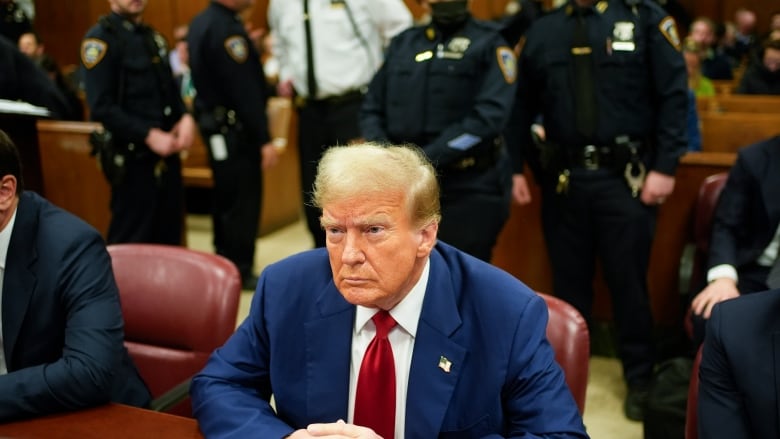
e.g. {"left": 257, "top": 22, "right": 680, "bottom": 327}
{"left": 430, "top": 1, "right": 469, "bottom": 30}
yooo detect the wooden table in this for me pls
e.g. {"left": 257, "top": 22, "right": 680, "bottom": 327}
{"left": 0, "top": 404, "right": 203, "bottom": 439}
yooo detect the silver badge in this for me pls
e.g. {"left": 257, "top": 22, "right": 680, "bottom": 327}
{"left": 612, "top": 22, "right": 635, "bottom": 51}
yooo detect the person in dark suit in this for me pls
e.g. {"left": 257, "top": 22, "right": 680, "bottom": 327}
{"left": 690, "top": 135, "right": 780, "bottom": 342}
{"left": 0, "top": 129, "right": 150, "bottom": 421}
{"left": 0, "top": 36, "right": 69, "bottom": 119}
{"left": 698, "top": 287, "right": 780, "bottom": 438}
{"left": 191, "top": 143, "right": 588, "bottom": 438}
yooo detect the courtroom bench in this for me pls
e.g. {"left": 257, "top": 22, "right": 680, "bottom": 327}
{"left": 36, "top": 119, "right": 301, "bottom": 237}
{"left": 698, "top": 111, "right": 780, "bottom": 153}
{"left": 696, "top": 94, "right": 780, "bottom": 114}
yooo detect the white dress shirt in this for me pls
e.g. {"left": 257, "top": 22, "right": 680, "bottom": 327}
{"left": 348, "top": 258, "right": 429, "bottom": 439}
{"left": 268, "top": 0, "right": 412, "bottom": 99}
{"left": 0, "top": 209, "right": 19, "bottom": 375}
{"left": 707, "top": 222, "right": 780, "bottom": 283}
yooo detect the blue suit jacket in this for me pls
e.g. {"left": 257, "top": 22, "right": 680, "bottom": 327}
{"left": 708, "top": 136, "right": 780, "bottom": 275}
{"left": 0, "top": 192, "right": 150, "bottom": 421}
{"left": 699, "top": 288, "right": 780, "bottom": 438}
{"left": 192, "top": 242, "right": 588, "bottom": 438}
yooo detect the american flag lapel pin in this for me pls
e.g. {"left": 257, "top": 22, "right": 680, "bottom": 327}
{"left": 438, "top": 356, "right": 452, "bottom": 373}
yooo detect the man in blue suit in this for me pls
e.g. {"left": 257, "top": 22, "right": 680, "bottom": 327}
{"left": 698, "top": 287, "right": 780, "bottom": 438}
{"left": 0, "top": 130, "right": 150, "bottom": 420}
{"left": 690, "top": 135, "right": 780, "bottom": 341}
{"left": 191, "top": 143, "right": 588, "bottom": 438}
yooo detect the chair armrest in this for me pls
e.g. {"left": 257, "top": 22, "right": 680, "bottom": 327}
{"left": 149, "top": 377, "right": 192, "bottom": 412}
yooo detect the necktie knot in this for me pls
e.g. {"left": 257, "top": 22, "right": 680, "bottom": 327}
{"left": 372, "top": 310, "right": 396, "bottom": 339}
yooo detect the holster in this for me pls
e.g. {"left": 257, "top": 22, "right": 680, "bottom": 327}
{"left": 89, "top": 129, "right": 127, "bottom": 187}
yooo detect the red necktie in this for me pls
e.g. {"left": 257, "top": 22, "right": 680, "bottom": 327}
{"left": 354, "top": 310, "right": 397, "bottom": 439}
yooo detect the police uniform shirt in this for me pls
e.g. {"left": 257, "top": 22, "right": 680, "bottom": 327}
{"left": 517, "top": 0, "right": 687, "bottom": 176}
{"left": 81, "top": 13, "right": 185, "bottom": 146}
{"left": 188, "top": 2, "right": 269, "bottom": 146}
{"left": 361, "top": 17, "right": 518, "bottom": 171}
{"left": 268, "top": 0, "right": 412, "bottom": 100}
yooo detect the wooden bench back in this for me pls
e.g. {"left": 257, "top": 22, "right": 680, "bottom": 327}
{"left": 697, "top": 94, "right": 780, "bottom": 114}
{"left": 699, "top": 112, "right": 780, "bottom": 153}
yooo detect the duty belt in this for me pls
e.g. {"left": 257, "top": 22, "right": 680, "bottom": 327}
{"left": 294, "top": 89, "right": 366, "bottom": 108}
{"left": 446, "top": 139, "right": 504, "bottom": 173}
{"left": 538, "top": 140, "right": 647, "bottom": 197}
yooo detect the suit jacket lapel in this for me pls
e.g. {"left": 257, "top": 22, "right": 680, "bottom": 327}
{"left": 2, "top": 193, "right": 37, "bottom": 367}
{"left": 304, "top": 283, "right": 354, "bottom": 423}
{"left": 405, "top": 250, "right": 466, "bottom": 437}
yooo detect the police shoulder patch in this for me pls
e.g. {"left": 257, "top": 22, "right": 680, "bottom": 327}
{"left": 496, "top": 46, "right": 517, "bottom": 84}
{"left": 224, "top": 35, "right": 248, "bottom": 63}
{"left": 659, "top": 16, "right": 681, "bottom": 51}
{"left": 81, "top": 38, "right": 108, "bottom": 69}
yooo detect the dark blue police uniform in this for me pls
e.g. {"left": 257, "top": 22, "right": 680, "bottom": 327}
{"left": 513, "top": 0, "right": 688, "bottom": 419}
{"left": 362, "top": 16, "right": 517, "bottom": 262}
{"left": 82, "top": 13, "right": 185, "bottom": 245}
{"left": 188, "top": 2, "right": 269, "bottom": 285}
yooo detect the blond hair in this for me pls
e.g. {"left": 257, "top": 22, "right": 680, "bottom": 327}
{"left": 311, "top": 143, "right": 441, "bottom": 229}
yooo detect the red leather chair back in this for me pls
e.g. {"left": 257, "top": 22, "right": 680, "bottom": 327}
{"left": 538, "top": 293, "right": 590, "bottom": 414}
{"left": 686, "top": 173, "right": 729, "bottom": 338}
{"left": 108, "top": 244, "right": 242, "bottom": 417}
{"left": 690, "top": 172, "right": 729, "bottom": 292}
{"left": 685, "top": 347, "right": 703, "bottom": 439}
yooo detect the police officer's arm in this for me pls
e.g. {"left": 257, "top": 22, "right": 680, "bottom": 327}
{"left": 638, "top": 7, "right": 688, "bottom": 204}
{"left": 206, "top": 28, "right": 270, "bottom": 146}
{"left": 82, "top": 32, "right": 158, "bottom": 146}
{"left": 422, "top": 37, "right": 518, "bottom": 169}
{"left": 646, "top": 8, "right": 688, "bottom": 177}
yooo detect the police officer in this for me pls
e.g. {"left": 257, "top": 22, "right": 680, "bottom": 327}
{"left": 512, "top": 0, "right": 688, "bottom": 421}
{"left": 188, "top": 0, "right": 279, "bottom": 290}
{"left": 361, "top": 0, "right": 517, "bottom": 262}
{"left": 81, "top": 0, "right": 195, "bottom": 245}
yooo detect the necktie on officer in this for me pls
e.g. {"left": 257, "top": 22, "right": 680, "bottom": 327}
{"left": 302, "top": 0, "right": 318, "bottom": 99}
{"left": 572, "top": 7, "right": 597, "bottom": 140}
{"left": 354, "top": 310, "right": 397, "bottom": 439}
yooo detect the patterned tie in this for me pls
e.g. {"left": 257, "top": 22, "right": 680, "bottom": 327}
{"left": 354, "top": 310, "right": 397, "bottom": 439}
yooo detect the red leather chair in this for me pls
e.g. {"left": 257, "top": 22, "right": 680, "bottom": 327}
{"left": 685, "top": 172, "right": 729, "bottom": 338}
{"left": 108, "top": 244, "right": 242, "bottom": 417}
{"left": 685, "top": 347, "right": 703, "bottom": 439}
{"left": 538, "top": 293, "right": 590, "bottom": 414}
{"left": 689, "top": 172, "right": 730, "bottom": 294}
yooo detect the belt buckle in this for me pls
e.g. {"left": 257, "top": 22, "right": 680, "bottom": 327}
{"left": 583, "top": 145, "right": 599, "bottom": 170}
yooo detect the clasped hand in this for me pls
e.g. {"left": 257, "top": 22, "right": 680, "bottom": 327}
{"left": 287, "top": 419, "right": 383, "bottom": 439}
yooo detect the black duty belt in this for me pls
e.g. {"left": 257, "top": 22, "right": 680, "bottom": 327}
{"left": 294, "top": 89, "right": 365, "bottom": 108}
{"left": 445, "top": 140, "right": 504, "bottom": 173}
{"left": 566, "top": 144, "right": 633, "bottom": 171}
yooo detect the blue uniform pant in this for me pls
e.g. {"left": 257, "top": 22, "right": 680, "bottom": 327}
{"left": 107, "top": 153, "right": 183, "bottom": 246}
{"left": 540, "top": 168, "right": 656, "bottom": 386}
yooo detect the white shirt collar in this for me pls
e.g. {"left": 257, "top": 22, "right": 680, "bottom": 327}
{"left": 354, "top": 258, "right": 430, "bottom": 338}
{"left": 0, "top": 208, "right": 18, "bottom": 271}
